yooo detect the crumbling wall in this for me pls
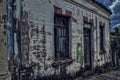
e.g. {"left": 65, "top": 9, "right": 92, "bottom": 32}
{"left": 16, "top": 0, "right": 111, "bottom": 78}
{"left": 20, "top": 10, "right": 30, "bottom": 66}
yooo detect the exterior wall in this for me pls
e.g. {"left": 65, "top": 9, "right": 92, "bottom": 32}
{"left": 15, "top": 0, "right": 111, "bottom": 78}
{"left": 0, "top": 0, "right": 11, "bottom": 80}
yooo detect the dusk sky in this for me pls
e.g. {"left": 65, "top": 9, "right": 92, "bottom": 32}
{"left": 97, "top": 0, "right": 120, "bottom": 29}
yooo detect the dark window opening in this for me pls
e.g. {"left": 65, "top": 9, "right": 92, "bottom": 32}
{"left": 54, "top": 14, "right": 69, "bottom": 60}
{"left": 100, "top": 26, "right": 104, "bottom": 51}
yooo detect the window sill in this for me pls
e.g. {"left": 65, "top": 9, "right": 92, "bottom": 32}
{"left": 52, "top": 59, "right": 73, "bottom": 67}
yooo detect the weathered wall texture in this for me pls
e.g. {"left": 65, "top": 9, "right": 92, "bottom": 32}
{"left": 0, "top": 0, "right": 6, "bottom": 14}
{"left": 0, "top": 0, "right": 11, "bottom": 80}
{"left": 15, "top": 0, "right": 111, "bottom": 78}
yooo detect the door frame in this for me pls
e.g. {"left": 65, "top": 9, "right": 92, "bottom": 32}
{"left": 83, "top": 28, "right": 92, "bottom": 70}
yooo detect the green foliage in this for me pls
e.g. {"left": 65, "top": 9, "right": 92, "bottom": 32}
{"left": 111, "top": 26, "right": 120, "bottom": 51}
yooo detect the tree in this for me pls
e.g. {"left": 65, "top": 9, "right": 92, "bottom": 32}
{"left": 113, "top": 27, "right": 120, "bottom": 49}
{"left": 111, "top": 26, "right": 120, "bottom": 67}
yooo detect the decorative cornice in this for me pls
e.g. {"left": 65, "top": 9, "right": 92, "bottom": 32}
{"left": 65, "top": 0, "right": 111, "bottom": 20}
{"left": 89, "top": 0, "right": 112, "bottom": 14}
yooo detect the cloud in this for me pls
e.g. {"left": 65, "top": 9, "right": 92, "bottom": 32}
{"left": 112, "top": 23, "right": 120, "bottom": 28}
{"left": 111, "top": 19, "right": 120, "bottom": 28}
{"left": 108, "top": 0, "right": 120, "bottom": 28}
{"left": 95, "top": 0, "right": 120, "bottom": 28}
{"left": 110, "top": 13, "right": 120, "bottom": 20}
{"left": 109, "top": 0, "right": 120, "bottom": 13}
{"left": 97, "top": 0, "right": 114, "bottom": 8}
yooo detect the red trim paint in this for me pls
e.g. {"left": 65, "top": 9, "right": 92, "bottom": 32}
{"left": 54, "top": 5, "right": 62, "bottom": 14}
{"left": 65, "top": 10, "right": 72, "bottom": 16}
{"left": 83, "top": 16, "right": 88, "bottom": 23}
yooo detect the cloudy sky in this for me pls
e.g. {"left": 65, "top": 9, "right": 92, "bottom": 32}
{"left": 97, "top": 0, "right": 120, "bottom": 29}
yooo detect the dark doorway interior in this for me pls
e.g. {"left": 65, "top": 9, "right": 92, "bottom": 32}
{"left": 84, "top": 28, "right": 92, "bottom": 70}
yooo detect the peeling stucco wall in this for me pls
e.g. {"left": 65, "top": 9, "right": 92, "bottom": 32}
{"left": 14, "top": 0, "right": 111, "bottom": 78}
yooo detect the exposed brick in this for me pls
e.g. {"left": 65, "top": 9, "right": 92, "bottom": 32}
{"left": 65, "top": 10, "right": 72, "bottom": 16}
{"left": 13, "top": 0, "right": 111, "bottom": 79}
{"left": 54, "top": 5, "right": 62, "bottom": 14}
{"left": 83, "top": 16, "right": 88, "bottom": 23}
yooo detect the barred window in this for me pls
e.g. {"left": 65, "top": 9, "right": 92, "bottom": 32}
{"left": 54, "top": 14, "right": 69, "bottom": 60}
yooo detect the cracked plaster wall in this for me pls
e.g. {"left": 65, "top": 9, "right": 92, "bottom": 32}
{"left": 14, "top": 0, "right": 111, "bottom": 77}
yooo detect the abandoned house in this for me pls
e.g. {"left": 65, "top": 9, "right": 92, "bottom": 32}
{"left": 12, "top": 0, "right": 112, "bottom": 79}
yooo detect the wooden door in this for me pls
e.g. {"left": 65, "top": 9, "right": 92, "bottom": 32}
{"left": 84, "top": 28, "right": 92, "bottom": 70}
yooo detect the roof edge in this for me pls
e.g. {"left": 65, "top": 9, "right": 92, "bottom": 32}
{"left": 91, "top": 0, "right": 112, "bottom": 14}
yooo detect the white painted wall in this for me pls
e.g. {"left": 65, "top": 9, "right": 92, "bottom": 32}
{"left": 15, "top": 0, "right": 111, "bottom": 77}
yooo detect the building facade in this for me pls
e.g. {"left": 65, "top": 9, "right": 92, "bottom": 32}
{"left": 0, "top": 0, "right": 11, "bottom": 80}
{"left": 14, "top": 0, "right": 111, "bottom": 79}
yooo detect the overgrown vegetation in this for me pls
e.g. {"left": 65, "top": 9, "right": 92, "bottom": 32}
{"left": 111, "top": 26, "right": 120, "bottom": 67}
{"left": 111, "top": 26, "right": 120, "bottom": 50}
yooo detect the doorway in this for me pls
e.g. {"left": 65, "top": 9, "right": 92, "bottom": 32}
{"left": 84, "top": 28, "right": 92, "bottom": 70}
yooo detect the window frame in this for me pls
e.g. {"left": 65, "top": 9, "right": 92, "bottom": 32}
{"left": 54, "top": 14, "right": 70, "bottom": 60}
{"left": 99, "top": 25, "right": 105, "bottom": 54}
